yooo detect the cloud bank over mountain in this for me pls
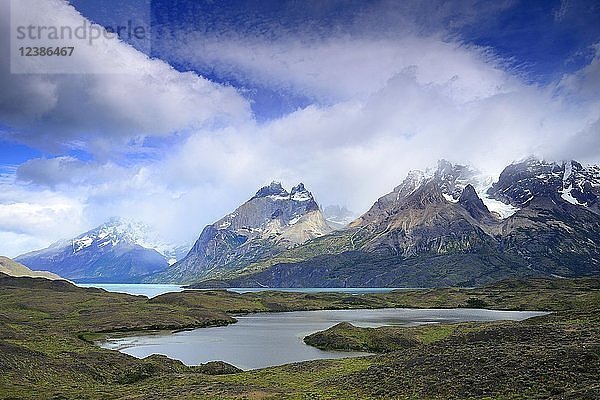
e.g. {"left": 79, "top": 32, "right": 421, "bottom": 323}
{"left": 0, "top": 0, "right": 599, "bottom": 256}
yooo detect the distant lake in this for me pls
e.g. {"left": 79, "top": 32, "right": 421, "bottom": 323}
{"left": 78, "top": 283, "right": 185, "bottom": 298}
{"left": 101, "top": 308, "right": 548, "bottom": 370}
{"left": 78, "top": 283, "right": 404, "bottom": 298}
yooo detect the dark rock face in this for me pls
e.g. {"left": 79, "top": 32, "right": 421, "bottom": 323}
{"left": 253, "top": 181, "right": 288, "bottom": 198}
{"left": 149, "top": 182, "right": 331, "bottom": 283}
{"left": 459, "top": 184, "right": 493, "bottom": 221}
{"left": 562, "top": 161, "right": 600, "bottom": 212}
{"left": 487, "top": 158, "right": 600, "bottom": 212}
{"left": 352, "top": 160, "right": 488, "bottom": 227}
{"left": 434, "top": 159, "right": 482, "bottom": 200}
{"left": 200, "top": 158, "right": 600, "bottom": 288}
{"left": 487, "top": 157, "right": 564, "bottom": 207}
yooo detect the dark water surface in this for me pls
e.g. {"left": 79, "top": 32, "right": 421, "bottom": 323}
{"left": 101, "top": 308, "right": 547, "bottom": 370}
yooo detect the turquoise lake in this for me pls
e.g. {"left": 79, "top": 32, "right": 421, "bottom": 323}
{"left": 78, "top": 283, "right": 405, "bottom": 298}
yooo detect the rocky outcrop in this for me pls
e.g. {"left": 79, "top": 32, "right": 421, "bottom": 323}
{"left": 148, "top": 182, "right": 332, "bottom": 283}
{"left": 459, "top": 184, "right": 493, "bottom": 222}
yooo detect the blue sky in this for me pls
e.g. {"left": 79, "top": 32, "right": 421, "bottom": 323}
{"left": 0, "top": 0, "right": 599, "bottom": 256}
{"left": 74, "top": 0, "right": 600, "bottom": 114}
{"left": 3, "top": 0, "right": 599, "bottom": 160}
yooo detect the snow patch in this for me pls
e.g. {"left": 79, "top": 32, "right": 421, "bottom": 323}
{"left": 291, "top": 192, "right": 312, "bottom": 201}
{"left": 267, "top": 194, "right": 291, "bottom": 201}
{"left": 442, "top": 193, "right": 458, "bottom": 203}
{"left": 218, "top": 221, "right": 231, "bottom": 229}
{"left": 563, "top": 161, "right": 573, "bottom": 182}
{"left": 561, "top": 187, "right": 583, "bottom": 206}
{"left": 560, "top": 162, "right": 585, "bottom": 206}
{"left": 73, "top": 236, "right": 93, "bottom": 252}
{"left": 288, "top": 216, "right": 301, "bottom": 225}
{"left": 481, "top": 195, "right": 520, "bottom": 219}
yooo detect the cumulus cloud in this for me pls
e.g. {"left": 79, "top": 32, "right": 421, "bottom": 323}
{"left": 0, "top": 176, "right": 87, "bottom": 256}
{"left": 0, "top": 0, "right": 251, "bottom": 154}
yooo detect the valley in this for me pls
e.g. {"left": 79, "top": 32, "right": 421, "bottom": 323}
{"left": 5, "top": 157, "right": 599, "bottom": 399}
{"left": 0, "top": 273, "right": 597, "bottom": 399}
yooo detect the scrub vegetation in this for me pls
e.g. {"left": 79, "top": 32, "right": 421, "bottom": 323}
{"left": 0, "top": 273, "right": 598, "bottom": 399}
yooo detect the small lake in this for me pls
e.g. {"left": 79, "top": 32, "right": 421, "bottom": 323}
{"left": 78, "top": 283, "right": 185, "bottom": 298}
{"left": 101, "top": 308, "right": 548, "bottom": 370}
{"left": 77, "top": 283, "right": 404, "bottom": 298}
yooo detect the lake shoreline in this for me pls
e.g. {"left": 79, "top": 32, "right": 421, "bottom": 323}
{"left": 77, "top": 282, "right": 416, "bottom": 298}
{"left": 99, "top": 307, "right": 548, "bottom": 370}
{"left": 1, "top": 274, "right": 598, "bottom": 399}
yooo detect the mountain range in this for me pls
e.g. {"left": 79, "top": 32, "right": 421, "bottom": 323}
{"left": 189, "top": 158, "right": 600, "bottom": 288}
{"left": 14, "top": 157, "right": 600, "bottom": 287}
{"left": 16, "top": 218, "right": 189, "bottom": 283}
{"left": 322, "top": 205, "right": 356, "bottom": 229}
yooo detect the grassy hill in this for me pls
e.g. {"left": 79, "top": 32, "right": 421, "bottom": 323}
{"left": 0, "top": 256, "right": 64, "bottom": 280}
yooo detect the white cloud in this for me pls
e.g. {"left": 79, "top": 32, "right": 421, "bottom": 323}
{"left": 0, "top": 178, "right": 87, "bottom": 256}
{"left": 0, "top": 0, "right": 251, "bottom": 154}
{"left": 0, "top": 231, "right": 51, "bottom": 258}
{"left": 557, "top": 42, "right": 600, "bottom": 103}
{"left": 162, "top": 34, "right": 518, "bottom": 104}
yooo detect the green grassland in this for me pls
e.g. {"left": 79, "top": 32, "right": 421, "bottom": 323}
{"left": 0, "top": 273, "right": 598, "bottom": 399}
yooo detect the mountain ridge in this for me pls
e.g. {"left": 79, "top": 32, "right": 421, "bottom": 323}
{"left": 16, "top": 218, "right": 188, "bottom": 283}
{"left": 188, "top": 157, "right": 600, "bottom": 288}
{"left": 146, "top": 182, "right": 333, "bottom": 283}
{"left": 0, "top": 256, "right": 65, "bottom": 281}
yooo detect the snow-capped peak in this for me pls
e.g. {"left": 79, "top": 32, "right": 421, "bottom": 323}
{"left": 254, "top": 181, "right": 289, "bottom": 199}
{"left": 71, "top": 218, "right": 187, "bottom": 265}
{"left": 400, "top": 160, "right": 520, "bottom": 219}
{"left": 559, "top": 160, "right": 600, "bottom": 208}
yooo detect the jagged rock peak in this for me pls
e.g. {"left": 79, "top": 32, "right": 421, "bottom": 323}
{"left": 253, "top": 181, "right": 316, "bottom": 203}
{"left": 434, "top": 159, "right": 478, "bottom": 181}
{"left": 560, "top": 160, "right": 600, "bottom": 209}
{"left": 511, "top": 156, "right": 559, "bottom": 168}
{"left": 459, "top": 184, "right": 492, "bottom": 220}
{"left": 459, "top": 184, "right": 480, "bottom": 202}
{"left": 254, "top": 181, "right": 289, "bottom": 198}
{"left": 290, "top": 183, "right": 315, "bottom": 202}
{"left": 435, "top": 159, "right": 455, "bottom": 176}
{"left": 488, "top": 157, "right": 565, "bottom": 207}
{"left": 291, "top": 182, "right": 307, "bottom": 194}
{"left": 486, "top": 156, "right": 600, "bottom": 212}
{"left": 392, "top": 170, "right": 428, "bottom": 193}
{"left": 429, "top": 160, "right": 486, "bottom": 202}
